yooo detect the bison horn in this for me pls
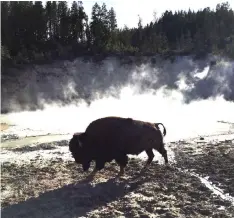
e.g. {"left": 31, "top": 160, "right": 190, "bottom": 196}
{"left": 77, "top": 139, "right": 83, "bottom": 148}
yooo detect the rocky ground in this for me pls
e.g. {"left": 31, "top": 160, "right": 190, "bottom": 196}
{"left": 1, "top": 134, "right": 234, "bottom": 218}
{"left": 173, "top": 137, "right": 234, "bottom": 197}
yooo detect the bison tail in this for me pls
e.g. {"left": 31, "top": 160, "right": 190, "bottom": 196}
{"left": 154, "top": 123, "right": 166, "bottom": 136}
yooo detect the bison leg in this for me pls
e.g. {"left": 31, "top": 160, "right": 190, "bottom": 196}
{"left": 158, "top": 146, "right": 168, "bottom": 164}
{"left": 96, "top": 159, "right": 106, "bottom": 171}
{"left": 118, "top": 165, "right": 125, "bottom": 177}
{"left": 144, "top": 149, "right": 155, "bottom": 168}
{"left": 161, "top": 148, "right": 168, "bottom": 164}
{"left": 115, "top": 154, "right": 128, "bottom": 177}
{"left": 88, "top": 159, "right": 105, "bottom": 178}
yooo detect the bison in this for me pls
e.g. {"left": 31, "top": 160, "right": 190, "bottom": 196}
{"left": 69, "top": 116, "right": 168, "bottom": 177}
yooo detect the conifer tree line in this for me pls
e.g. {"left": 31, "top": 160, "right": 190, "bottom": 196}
{"left": 1, "top": 1, "right": 234, "bottom": 65}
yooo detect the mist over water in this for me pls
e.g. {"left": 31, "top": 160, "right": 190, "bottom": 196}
{"left": 1, "top": 55, "right": 234, "bottom": 142}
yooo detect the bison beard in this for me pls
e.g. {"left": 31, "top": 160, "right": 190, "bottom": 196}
{"left": 69, "top": 116, "right": 168, "bottom": 178}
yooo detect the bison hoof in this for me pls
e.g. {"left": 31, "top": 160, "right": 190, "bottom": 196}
{"left": 85, "top": 174, "right": 96, "bottom": 182}
{"left": 116, "top": 173, "right": 124, "bottom": 178}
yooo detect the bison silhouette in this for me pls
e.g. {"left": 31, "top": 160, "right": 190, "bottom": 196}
{"left": 69, "top": 116, "right": 168, "bottom": 177}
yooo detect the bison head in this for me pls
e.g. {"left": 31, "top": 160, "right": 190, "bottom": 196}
{"left": 69, "top": 133, "right": 92, "bottom": 172}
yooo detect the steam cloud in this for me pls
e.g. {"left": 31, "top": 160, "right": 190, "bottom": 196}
{"left": 1, "top": 55, "right": 234, "bottom": 113}
{"left": 1, "top": 54, "right": 234, "bottom": 142}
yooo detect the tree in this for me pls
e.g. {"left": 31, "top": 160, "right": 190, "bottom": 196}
{"left": 70, "top": 1, "right": 79, "bottom": 41}
{"left": 57, "top": 1, "right": 69, "bottom": 44}
{"left": 1, "top": 1, "right": 10, "bottom": 47}
{"left": 77, "top": 1, "right": 87, "bottom": 43}
{"left": 90, "top": 2, "right": 110, "bottom": 51}
{"left": 51, "top": 1, "right": 59, "bottom": 39}
{"left": 33, "top": 1, "right": 47, "bottom": 44}
{"left": 2, "top": 1, "right": 234, "bottom": 65}
{"left": 45, "top": 1, "right": 58, "bottom": 40}
{"left": 108, "top": 7, "right": 117, "bottom": 31}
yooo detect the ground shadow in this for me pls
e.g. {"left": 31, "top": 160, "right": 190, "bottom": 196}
{"left": 1, "top": 173, "right": 148, "bottom": 218}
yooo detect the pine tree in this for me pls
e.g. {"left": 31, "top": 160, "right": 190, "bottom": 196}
{"left": 33, "top": 1, "right": 47, "bottom": 44}
{"left": 57, "top": 1, "right": 69, "bottom": 44}
{"left": 108, "top": 7, "right": 117, "bottom": 32}
{"left": 90, "top": 2, "right": 110, "bottom": 51}
{"left": 45, "top": 1, "right": 53, "bottom": 40}
{"left": 70, "top": 1, "right": 79, "bottom": 42}
{"left": 51, "top": 1, "right": 59, "bottom": 40}
{"left": 77, "top": 1, "right": 87, "bottom": 43}
{"left": 2, "top": 1, "right": 234, "bottom": 65}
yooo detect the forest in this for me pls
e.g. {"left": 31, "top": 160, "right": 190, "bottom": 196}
{"left": 1, "top": 1, "right": 234, "bottom": 66}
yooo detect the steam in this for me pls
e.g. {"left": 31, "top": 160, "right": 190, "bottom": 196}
{"left": 1, "top": 55, "right": 234, "bottom": 142}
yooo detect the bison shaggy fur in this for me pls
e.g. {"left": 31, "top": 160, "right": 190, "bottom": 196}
{"left": 69, "top": 116, "right": 168, "bottom": 176}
